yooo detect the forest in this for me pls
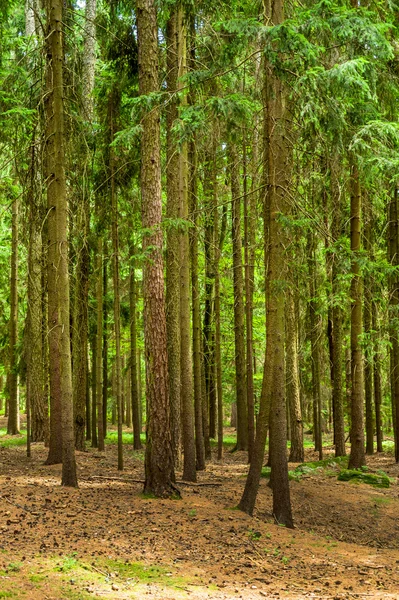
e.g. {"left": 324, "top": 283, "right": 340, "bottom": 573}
{"left": 1, "top": 0, "right": 399, "bottom": 598}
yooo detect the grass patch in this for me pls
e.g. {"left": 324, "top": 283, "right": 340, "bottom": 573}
{"left": 261, "top": 467, "right": 302, "bottom": 481}
{"left": 372, "top": 495, "right": 391, "bottom": 506}
{"left": 54, "top": 554, "right": 80, "bottom": 573}
{"left": 0, "top": 592, "right": 13, "bottom": 599}
{"left": 29, "top": 574, "right": 47, "bottom": 583}
{"left": 104, "top": 431, "right": 146, "bottom": 446}
{"left": 296, "top": 456, "right": 348, "bottom": 473}
{"left": 382, "top": 439, "right": 395, "bottom": 453}
{"left": 210, "top": 435, "right": 236, "bottom": 447}
{"left": 338, "top": 469, "right": 391, "bottom": 488}
{"left": 98, "top": 559, "right": 187, "bottom": 588}
{"left": 0, "top": 428, "right": 27, "bottom": 447}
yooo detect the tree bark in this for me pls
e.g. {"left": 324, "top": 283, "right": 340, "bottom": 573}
{"left": 72, "top": 0, "right": 96, "bottom": 451}
{"left": 7, "top": 195, "right": 19, "bottom": 436}
{"left": 308, "top": 231, "right": 323, "bottom": 460}
{"left": 363, "top": 201, "right": 374, "bottom": 455}
{"left": 137, "top": 0, "right": 177, "bottom": 497}
{"left": 165, "top": 9, "right": 182, "bottom": 470}
{"left": 130, "top": 254, "right": 142, "bottom": 450}
{"left": 45, "top": 0, "right": 77, "bottom": 486}
{"left": 388, "top": 189, "right": 399, "bottom": 462}
{"left": 286, "top": 289, "right": 304, "bottom": 463}
{"left": 96, "top": 240, "right": 104, "bottom": 451}
{"left": 229, "top": 143, "right": 248, "bottom": 452}
{"left": 348, "top": 162, "right": 366, "bottom": 469}
{"left": 372, "top": 301, "right": 383, "bottom": 452}
{"left": 330, "top": 157, "right": 346, "bottom": 457}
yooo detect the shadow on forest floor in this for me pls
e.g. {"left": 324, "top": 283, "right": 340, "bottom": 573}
{"left": 1, "top": 420, "right": 399, "bottom": 599}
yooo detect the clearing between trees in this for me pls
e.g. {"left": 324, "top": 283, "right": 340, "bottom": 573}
{"left": 1, "top": 425, "right": 399, "bottom": 600}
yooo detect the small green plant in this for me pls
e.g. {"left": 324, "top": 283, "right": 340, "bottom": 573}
{"left": 188, "top": 509, "right": 197, "bottom": 518}
{"left": 55, "top": 554, "right": 79, "bottom": 573}
{"left": 7, "top": 561, "right": 23, "bottom": 572}
{"left": 248, "top": 529, "right": 261, "bottom": 541}
{"left": 281, "top": 556, "right": 290, "bottom": 565}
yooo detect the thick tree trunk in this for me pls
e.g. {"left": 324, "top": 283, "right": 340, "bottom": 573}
{"left": 175, "top": 6, "right": 196, "bottom": 482}
{"left": 137, "top": 0, "right": 176, "bottom": 497}
{"left": 348, "top": 163, "right": 365, "bottom": 469}
{"left": 239, "top": 0, "right": 293, "bottom": 527}
{"left": 45, "top": 0, "right": 77, "bottom": 486}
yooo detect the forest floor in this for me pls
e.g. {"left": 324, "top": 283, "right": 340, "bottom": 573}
{"left": 1, "top": 422, "right": 399, "bottom": 600}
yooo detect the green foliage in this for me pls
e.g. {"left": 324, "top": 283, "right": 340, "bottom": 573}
{"left": 338, "top": 469, "right": 391, "bottom": 488}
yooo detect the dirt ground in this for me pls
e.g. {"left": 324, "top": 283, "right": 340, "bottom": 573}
{"left": 1, "top": 424, "right": 399, "bottom": 600}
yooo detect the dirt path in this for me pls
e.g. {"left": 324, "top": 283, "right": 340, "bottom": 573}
{"left": 1, "top": 429, "right": 399, "bottom": 599}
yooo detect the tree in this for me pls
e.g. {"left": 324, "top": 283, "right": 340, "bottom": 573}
{"left": 137, "top": 0, "right": 177, "bottom": 497}
{"left": 44, "top": 0, "right": 77, "bottom": 487}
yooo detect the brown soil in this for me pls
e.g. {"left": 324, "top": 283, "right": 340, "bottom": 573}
{"left": 1, "top": 425, "right": 399, "bottom": 600}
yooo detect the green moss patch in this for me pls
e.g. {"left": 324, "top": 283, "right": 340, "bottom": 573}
{"left": 338, "top": 469, "right": 390, "bottom": 488}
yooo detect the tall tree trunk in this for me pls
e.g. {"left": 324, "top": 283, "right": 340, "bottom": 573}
{"left": 102, "top": 247, "right": 108, "bottom": 437}
{"left": 214, "top": 133, "right": 224, "bottom": 462}
{"left": 330, "top": 157, "right": 346, "bottom": 457}
{"left": 137, "top": 0, "right": 177, "bottom": 497}
{"left": 239, "top": 0, "right": 293, "bottom": 527}
{"left": 91, "top": 336, "right": 97, "bottom": 447}
{"left": 188, "top": 43, "right": 205, "bottom": 469}
{"left": 130, "top": 255, "right": 142, "bottom": 450}
{"left": 308, "top": 231, "right": 322, "bottom": 459}
{"left": 388, "top": 189, "right": 399, "bottom": 462}
{"left": 96, "top": 240, "right": 104, "bottom": 451}
{"left": 45, "top": 0, "right": 77, "bottom": 486}
{"left": 286, "top": 289, "right": 304, "bottom": 463}
{"left": 372, "top": 301, "right": 383, "bottom": 452}
{"left": 203, "top": 140, "right": 216, "bottom": 440}
{"left": 243, "top": 132, "right": 255, "bottom": 463}
{"left": 165, "top": 9, "right": 182, "bottom": 470}
{"left": 266, "top": 27, "right": 293, "bottom": 525}
{"left": 7, "top": 196, "right": 19, "bottom": 435}
{"left": 229, "top": 143, "right": 248, "bottom": 452}
{"left": 72, "top": 0, "right": 96, "bottom": 451}
{"left": 348, "top": 162, "right": 365, "bottom": 469}
{"left": 363, "top": 201, "right": 374, "bottom": 455}
{"left": 110, "top": 105, "right": 123, "bottom": 471}
{"left": 27, "top": 144, "right": 47, "bottom": 443}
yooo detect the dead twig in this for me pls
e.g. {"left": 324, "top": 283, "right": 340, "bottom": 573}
{"left": 0, "top": 494, "right": 33, "bottom": 513}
